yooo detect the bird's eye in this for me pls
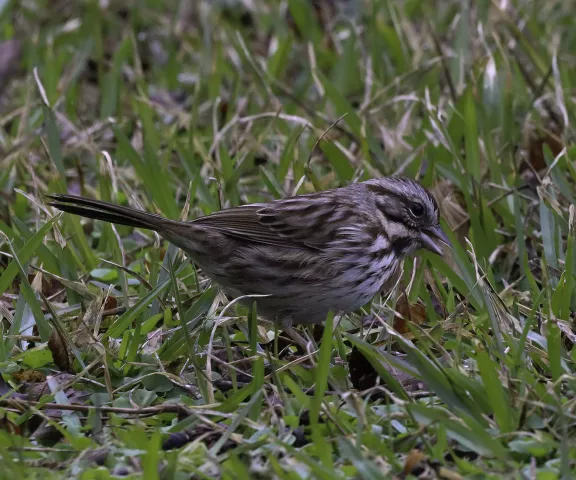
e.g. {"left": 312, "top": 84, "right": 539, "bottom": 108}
{"left": 409, "top": 203, "right": 425, "bottom": 218}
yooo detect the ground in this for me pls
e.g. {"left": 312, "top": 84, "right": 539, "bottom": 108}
{"left": 0, "top": 0, "right": 575, "bottom": 478}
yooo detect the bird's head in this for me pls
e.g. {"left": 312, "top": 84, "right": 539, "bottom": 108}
{"left": 365, "top": 176, "right": 450, "bottom": 257}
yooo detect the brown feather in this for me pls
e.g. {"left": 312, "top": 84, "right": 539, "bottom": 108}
{"left": 192, "top": 198, "right": 341, "bottom": 250}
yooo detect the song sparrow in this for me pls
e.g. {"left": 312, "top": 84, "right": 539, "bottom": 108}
{"left": 47, "top": 176, "right": 449, "bottom": 329}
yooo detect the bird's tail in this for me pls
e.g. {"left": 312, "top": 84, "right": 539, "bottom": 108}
{"left": 46, "top": 194, "right": 176, "bottom": 232}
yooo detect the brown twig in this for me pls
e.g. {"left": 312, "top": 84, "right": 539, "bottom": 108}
{"left": 1, "top": 398, "right": 193, "bottom": 416}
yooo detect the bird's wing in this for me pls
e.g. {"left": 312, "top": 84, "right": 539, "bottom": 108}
{"left": 192, "top": 196, "right": 343, "bottom": 250}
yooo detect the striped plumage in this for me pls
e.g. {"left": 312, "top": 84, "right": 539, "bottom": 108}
{"left": 47, "top": 176, "right": 449, "bottom": 327}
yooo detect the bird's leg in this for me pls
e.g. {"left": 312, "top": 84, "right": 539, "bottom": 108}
{"left": 283, "top": 314, "right": 343, "bottom": 354}
{"left": 282, "top": 326, "right": 311, "bottom": 353}
{"left": 278, "top": 317, "right": 312, "bottom": 353}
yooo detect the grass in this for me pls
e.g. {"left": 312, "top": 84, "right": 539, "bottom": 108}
{"left": 0, "top": 0, "right": 575, "bottom": 478}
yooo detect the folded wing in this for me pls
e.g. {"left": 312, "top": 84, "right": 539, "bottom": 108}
{"left": 192, "top": 195, "right": 342, "bottom": 250}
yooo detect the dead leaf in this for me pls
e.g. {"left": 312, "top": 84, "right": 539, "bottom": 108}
{"left": 522, "top": 96, "right": 565, "bottom": 173}
{"left": 348, "top": 345, "right": 379, "bottom": 391}
{"left": 403, "top": 449, "right": 426, "bottom": 476}
{"left": 0, "top": 415, "right": 20, "bottom": 435}
{"left": 394, "top": 293, "right": 427, "bottom": 335}
{"left": 525, "top": 127, "right": 564, "bottom": 172}
{"left": 12, "top": 370, "right": 46, "bottom": 383}
{"left": 48, "top": 327, "right": 72, "bottom": 373}
{"left": 23, "top": 373, "right": 87, "bottom": 403}
{"left": 103, "top": 295, "right": 117, "bottom": 311}
{"left": 30, "top": 268, "right": 97, "bottom": 299}
{"left": 348, "top": 346, "right": 426, "bottom": 393}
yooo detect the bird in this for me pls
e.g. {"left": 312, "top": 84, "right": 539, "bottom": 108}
{"left": 47, "top": 176, "right": 449, "bottom": 342}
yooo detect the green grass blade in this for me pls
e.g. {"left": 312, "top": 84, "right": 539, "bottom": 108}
{"left": 0, "top": 214, "right": 62, "bottom": 296}
{"left": 309, "top": 311, "right": 334, "bottom": 425}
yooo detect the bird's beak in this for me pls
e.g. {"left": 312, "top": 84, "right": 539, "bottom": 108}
{"left": 420, "top": 225, "right": 451, "bottom": 256}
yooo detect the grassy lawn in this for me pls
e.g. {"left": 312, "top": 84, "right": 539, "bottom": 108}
{"left": 0, "top": 0, "right": 575, "bottom": 478}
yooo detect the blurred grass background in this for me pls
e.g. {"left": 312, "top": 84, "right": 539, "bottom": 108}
{"left": 0, "top": 0, "right": 575, "bottom": 478}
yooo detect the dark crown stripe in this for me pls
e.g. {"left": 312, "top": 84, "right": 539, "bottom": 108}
{"left": 365, "top": 183, "right": 392, "bottom": 196}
